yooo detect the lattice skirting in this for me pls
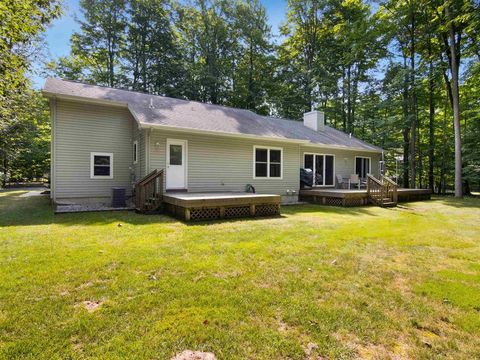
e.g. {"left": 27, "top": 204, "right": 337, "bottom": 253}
{"left": 166, "top": 203, "right": 280, "bottom": 221}
{"left": 190, "top": 207, "right": 220, "bottom": 221}
{"left": 225, "top": 206, "right": 251, "bottom": 218}
{"left": 255, "top": 204, "right": 280, "bottom": 216}
{"left": 300, "top": 195, "right": 367, "bottom": 207}
{"left": 343, "top": 197, "right": 366, "bottom": 207}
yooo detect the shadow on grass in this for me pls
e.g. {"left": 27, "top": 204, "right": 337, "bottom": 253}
{"left": 0, "top": 192, "right": 381, "bottom": 228}
{"left": 184, "top": 203, "right": 379, "bottom": 226}
{"left": 282, "top": 203, "right": 379, "bottom": 216}
{"left": 0, "top": 194, "right": 176, "bottom": 228}
{"left": 431, "top": 196, "right": 480, "bottom": 209}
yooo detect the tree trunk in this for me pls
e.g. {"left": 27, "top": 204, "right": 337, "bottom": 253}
{"left": 439, "top": 99, "right": 447, "bottom": 195}
{"left": 446, "top": 6, "right": 463, "bottom": 198}
{"left": 428, "top": 55, "right": 435, "bottom": 192}
{"left": 402, "top": 54, "right": 410, "bottom": 188}
{"left": 1, "top": 150, "right": 7, "bottom": 188}
{"left": 247, "top": 37, "right": 254, "bottom": 110}
{"left": 341, "top": 67, "right": 346, "bottom": 132}
{"left": 409, "top": 10, "right": 417, "bottom": 189}
{"left": 347, "top": 64, "right": 352, "bottom": 134}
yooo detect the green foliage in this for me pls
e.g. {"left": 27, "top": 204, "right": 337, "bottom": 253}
{"left": 0, "top": 0, "right": 60, "bottom": 186}
{"left": 0, "top": 0, "right": 61, "bottom": 99}
{"left": 0, "top": 90, "right": 51, "bottom": 184}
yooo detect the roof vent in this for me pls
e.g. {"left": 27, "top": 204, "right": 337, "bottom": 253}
{"left": 303, "top": 110, "right": 325, "bottom": 131}
{"left": 149, "top": 98, "right": 154, "bottom": 109}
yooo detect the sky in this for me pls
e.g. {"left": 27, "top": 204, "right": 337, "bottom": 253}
{"left": 31, "top": 0, "right": 288, "bottom": 88}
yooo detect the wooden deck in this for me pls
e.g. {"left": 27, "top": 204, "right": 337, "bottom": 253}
{"left": 163, "top": 192, "right": 281, "bottom": 221}
{"left": 299, "top": 188, "right": 432, "bottom": 207}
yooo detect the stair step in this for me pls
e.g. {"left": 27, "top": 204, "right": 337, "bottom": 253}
{"left": 382, "top": 202, "right": 397, "bottom": 207}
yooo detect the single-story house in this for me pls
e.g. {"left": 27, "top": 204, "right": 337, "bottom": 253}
{"left": 43, "top": 78, "right": 384, "bottom": 207}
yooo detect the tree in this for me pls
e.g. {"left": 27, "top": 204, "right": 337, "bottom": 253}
{"left": 70, "top": 0, "right": 127, "bottom": 86}
{"left": 434, "top": 0, "right": 479, "bottom": 196}
{"left": 0, "top": 0, "right": 60, "bottom": 187}
{"left": 229, "top": 0, "right": 274, "bottom": 114}
{"left": 123, "top": 0, "right": 183, "bottom": 96}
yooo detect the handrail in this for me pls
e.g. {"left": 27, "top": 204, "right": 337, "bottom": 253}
{"left": 136, "top": 169, "right": 158, "bottom": 186}
{"left": 367, "top": 174, "right": 382, "bottom": 186}
{"left": 381, "top": 175, "right": 398, "bottom": 204}
{"left": 367, "top": 174, "right": 398, "bottom": 207}
{"left": 134, "top": 169, "right": 164, "bottom": 212}
{"left": 382, "top": 176, "right": 398, "bottom": 187}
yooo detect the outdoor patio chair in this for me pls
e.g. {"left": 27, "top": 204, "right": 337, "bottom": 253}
{"left": 349, "top": 174, "right": 361, "bottom": 189}
{"left": 336, "top": 175, "right": 347, "bottom": 189}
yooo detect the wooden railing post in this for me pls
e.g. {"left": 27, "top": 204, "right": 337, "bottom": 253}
{"left": 134, "top": 169, "right": 165, "bottom": 212}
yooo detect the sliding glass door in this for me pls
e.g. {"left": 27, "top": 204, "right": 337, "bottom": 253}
{"left": 304, "top": 154, "right": 335, "bottom": 186}
{"left": 355, "top": 157, "right": 371, "bottom": 179}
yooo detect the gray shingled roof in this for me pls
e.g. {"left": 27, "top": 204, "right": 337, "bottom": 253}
{"left": 43, "top": 78, "right": 382, "bottom": 152}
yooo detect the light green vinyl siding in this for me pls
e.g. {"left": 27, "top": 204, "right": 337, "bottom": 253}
{"left": 132, "top": 123, "right": 147, "bottom": 180}
{"left": 54, "top": 100, "right": 134, "bottom": 199}
{"left": 149, "top": 129, "right": 301, "bottom": 195}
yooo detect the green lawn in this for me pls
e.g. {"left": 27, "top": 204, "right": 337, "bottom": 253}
{"left": 0, "top": 191, "right": 479, "bottom": 359}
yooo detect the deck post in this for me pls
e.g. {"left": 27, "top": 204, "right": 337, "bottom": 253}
{"left": 219, "top": 206, "right": 225, "bottom": 218}
{"left": 250, "top": 204, "right": 255, "bottom": 216}
{"left": 185, "top": 208, "right": 191, "bottom": 221}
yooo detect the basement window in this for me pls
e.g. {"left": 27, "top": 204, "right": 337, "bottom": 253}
{"left": 90, "top": 152, "right": 113, "bottom": 179}
{"left": 254, "top": 146, "right": 283, "bottom": 179}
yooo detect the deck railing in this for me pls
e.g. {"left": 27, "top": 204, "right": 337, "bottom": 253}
{"left": 367, "top": 174, "right": 398, "bottom": 207}
{"left": 382, "top": 175, "right": 398, "bottom": 204}
{"left": 134, "top": 169, "right": 164, "bottom": 212}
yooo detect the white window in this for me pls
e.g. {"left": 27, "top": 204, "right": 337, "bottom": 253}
{"left": 253, "top": 146, "right": 283, "bottom": 179}
{"left": 355, "top": 156, "right": 371, "bottom": 179}
{"left": 304, "top": 153, "right": 335, "bottom": 186}
{"left": 90, "top": 152, "right": 113, "bottom": 179}
{"left": 133, "top": 141, "right": 138, "bottom": 164}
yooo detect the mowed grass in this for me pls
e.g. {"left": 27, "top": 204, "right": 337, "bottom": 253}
{"left": 0, "top": 191, "right": 479, "bottom": 359}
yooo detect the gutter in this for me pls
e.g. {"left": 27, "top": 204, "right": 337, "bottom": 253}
{"left": 42, "top": 91, "right": 128, "bottom": 108}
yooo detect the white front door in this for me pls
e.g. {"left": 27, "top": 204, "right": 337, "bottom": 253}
{"left": 166, "top": 139, "right": 187, "bottom": 190}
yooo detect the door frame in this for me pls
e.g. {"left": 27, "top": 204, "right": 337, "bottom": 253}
{"left": 166, "top": 138, "right": 188, "bottom": 190}
{"left": 303, "top": 152, "right": 336, "bottom": 187}
{"left": 354, "top": 156, "right": 371, "bottom": 178}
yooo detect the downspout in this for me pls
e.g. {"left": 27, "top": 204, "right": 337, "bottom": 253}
{"left": 381, "top": 150, "right": 385, "bottom": 177}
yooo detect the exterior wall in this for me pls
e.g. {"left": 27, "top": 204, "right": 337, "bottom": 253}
{"left": 51, "top": 98, "right": 383, "bottom": 203}
{"left": 148, "top": 129, "right": 301, "bottom": 200}
{"left": 299, "top": 145, "right": 381, "bottom": 185}
{"left": 53, "top": 100, "right": 135, "bottom": 200}
{"left": 132, "top": 123, "right": 147, "bottom": 181}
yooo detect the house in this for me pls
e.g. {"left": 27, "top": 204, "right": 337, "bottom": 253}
{"left": 43, "top": 78, "right": 386, "bottom": 213}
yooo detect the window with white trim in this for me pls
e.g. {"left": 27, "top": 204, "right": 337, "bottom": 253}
{"left": 254, "top": 146, "right": 282, "bottom": 179}
{"left": 90, "top": 152, "right": 113, "bottom": 179}
{"left": 133, "top": 141, "right": 138, "bottom": 164}
{"left": 355, "top": 156, "right": 371, "bottom": 179}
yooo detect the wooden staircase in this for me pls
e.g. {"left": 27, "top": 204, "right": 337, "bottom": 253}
{"left": 367, "top": 174, "right": 398, "bottom": 207}
{"left": 134, "top": 169, "right": 164, "bottom": 213}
